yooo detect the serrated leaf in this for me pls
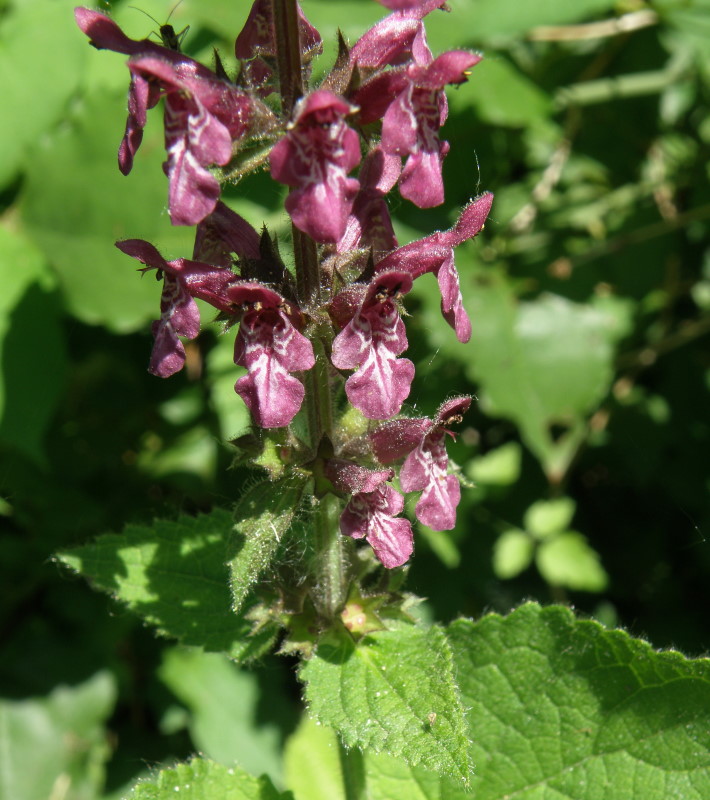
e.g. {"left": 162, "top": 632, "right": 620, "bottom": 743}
{"left": 58, "top": 509, "right": 276, "bottom": 661}
{"left": 0, "top": 671, "right": 116, "bottom": 800}
{"left": 444, "top": 603, "right": 710, "bottom": 800}
{"left": 127, "top": 757, "right": 286, "bottom": 800}
{"left": 524, "top": 497, "right": 576, "bottom": 538}
{"left": 493, "top": 529, "right": 534, "bottom": 579}
{"left": 536, "top": 531, "right": 609, "bottom": 591}
{"left": 228, "top": 477, "right": 308, "bottom": 612}
{"left": 299, "top": 625, "right": 471, "bottom": 783}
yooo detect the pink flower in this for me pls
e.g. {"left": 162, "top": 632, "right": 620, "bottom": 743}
{"left": 371, "top": 396, "right": 471, "bottom": 531}
{"left": 116, "top": 239, "right": 236, "bottom": 377}
{"left": 228, "top": 284, "right": 315, "bottom": 428}
{"left": 376, "top": 192, "right": 493, "bottom": 342}
{"left": 235, "top": 0, "right": 322, "bottom": 95}
{"left": 336, "top": 147, "right": 400, "bottom": 257}
{"left": 74, "top": 9, "right": 253, "bottom": 226}
{"left": 331, "top": 271, "right": 415, "bottom": 420}
{"left": 270, "top": 90, "right": 361, "bottom": 244}
{"left": 326, "top": 460, "right": 413, "bottom": 568}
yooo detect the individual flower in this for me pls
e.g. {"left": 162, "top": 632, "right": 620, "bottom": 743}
{"left": 380, "top": 50, "right": 481, "bottom": 207}
{"left": 331, "top": 271, "right": 414, "bottom": 420}
{"left": 235, "top": 0, "right": 322, "bottom": 94}
{"left": 371, "top": 396, "right": 471, "bottom": 531}
{"left": 375, "top": 191, "right": 493, "bottom": 342}
{"left": 74, "top": 8, "right": 254, "bottom": 226}
{"left": 270, "top": 90, "right": 361, "bottom": 244}
{"left": 116, "top": 239, "right": 236, "bottom": 377}
{"left": 228, "top": 283, "right": 315, "bottom": 428}
{"left": 337, "top": 147, "right": 400, "bottom": 257}
{"left": 193, "top": 201, "right": 261, "bottom": 267}
{"left": 127, "top": 56, "right": 252, "bottom": 225}
{"left": 326, "top": 460, "right": 413, "bottom": 568}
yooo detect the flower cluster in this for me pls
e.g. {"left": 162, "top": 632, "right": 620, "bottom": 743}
{"left": 75, "top": 0, "right": 492, "bottom": 569}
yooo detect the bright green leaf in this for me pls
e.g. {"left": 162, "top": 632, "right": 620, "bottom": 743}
{"left": 524, "top": 497, "right": 577, "bottom": 538}
{"left": 284, "top": 717, "right": 347, "bottom": 800}
{"left": 159, "top": 648, "right": 284, "bottom": 782}
{"left": 0, "top": 226, "right": 66, "bottom": 464}
{"left": 21, "top": 88, "right": 194, "bottom": 331}
{"left": 466, "top": 442, "right": 522, "bottom": 486}
{"left": 468, "top": 279, "right": 625, "bottom": 474}
{"left": 0, "top": 0, "right": 87, "bottom": 186}
{"left": 228, "top": 477, "right": 308, "bottom": 612}
{"left": 536, "top": 531, "right": 609, "bottom": 591}
{"left": 57, "top": 509, "right": 276, "bottom": 661}
{"left": 299, "top": 625, "right": 471, "bottom": 783}
{"left": 0, "top": 671, "right": 116, "bottom": 800}
{"left": 127, "top": 757, "right": 286, "bottom": 800}
{"left": 493, "top": 529, "right": 534, "bottom": 579}
{"left": 446, "top": 603, "right": 710, "bottom": 799}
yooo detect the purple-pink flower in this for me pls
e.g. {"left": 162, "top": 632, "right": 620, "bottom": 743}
{"left": 371, "top": 396, "right": 471, "bottom": 531}
{"left": 235, "top": 0, "right": 322, "bottom": 95}
{"left": 228, "top": 284, "right": 315, "bottom": 428}
{"left": 337, "top": 147, "right": 400, "bottom": 257}
{"left": 75, "top": 8, "right": 253, "bottom": 226}
{"left": 331, "top": 271, "right": 415, "bottom": 420}
{"left": 270, "top": 90, "right": 361, "bottom": 244}
{"left": 116, "top": 239, "right": 235, "bottom": 377}
{"left": 376, "top": 191, "right": 493, "bottom": 342}
{"left": 326, "top": 460, "right": 413, "bottom": 568}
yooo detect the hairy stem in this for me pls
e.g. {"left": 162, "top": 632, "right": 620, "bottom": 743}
{"left": 272, "top": 0, "right": 345, "bottom": 619}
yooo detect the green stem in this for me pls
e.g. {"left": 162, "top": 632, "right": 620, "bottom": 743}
{"left": 312, "top": 493, "right": 346, "bottom": 620}
{"left": 271, "top": 0, "right": 345, "bottom": 619}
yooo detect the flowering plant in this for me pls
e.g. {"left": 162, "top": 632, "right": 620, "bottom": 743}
{"left": 55, "top": 2, "right": 710, "bottom": 798}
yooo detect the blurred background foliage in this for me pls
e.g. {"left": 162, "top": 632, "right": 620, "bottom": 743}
{"left": 1, "top": 0, "right": 709, "bottom": 797}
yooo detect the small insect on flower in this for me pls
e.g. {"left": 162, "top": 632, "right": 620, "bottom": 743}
{"left": 130, "top": 1, "right": 189, "bottom": 51}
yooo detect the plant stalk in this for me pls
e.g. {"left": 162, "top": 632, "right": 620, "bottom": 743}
{"left": 272, "top": 0, "right": 345, "bottom": 619}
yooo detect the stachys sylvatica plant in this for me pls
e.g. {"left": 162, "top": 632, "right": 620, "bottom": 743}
{"left": 62, "top": 2, "right": 710, "bottom": 798}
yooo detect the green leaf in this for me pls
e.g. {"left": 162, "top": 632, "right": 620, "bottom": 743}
{"left": 284, "top": 717, "right": 347, "bottom": 800}
{"left": 158, "top": 648, "right": 284, "bottom": 782}
{"left": 0, "top": 671, "right": 116, "bottom": 800}
{"left": 0, "top": 226, "right": 66, "bottom": 464}
{"left": 536, "top": 531, "right": 609, "bottom": 591}
{"left": 524, "top": 497, "right": 576, "bottom": 538}
{"left": 492, "top": 529, "right": 534, "bottom": 579}
{"left": 127, "top": 757, "right": 286, "bottom": 800}
{"left": 466, "top": 441, "right": 522, "bottom": 486}
{"left": 0, "top": 0, "right": 87, "bottom": 186}
{"left": 228, "top": 477, "right": 308, "bottom": 612}
{"left": 299, "top": 625, "right": 471, "bottom": 783}
{"left": 446, "top": 603, "right": 710, "bottom": 800}
{"left": 449, "top": 58, "right": 553, "bottom": 127}
{"left": 425, "top": 0, "right": 617, "bottom": 46}
{"left": 21, "top": 87, "right": 195, "bottom": 331}
{"left": 57, "top": 509, "right": 276, "bottom": 661}
{"left": 468, "top": 279, "right": 625, "bottom": 475}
